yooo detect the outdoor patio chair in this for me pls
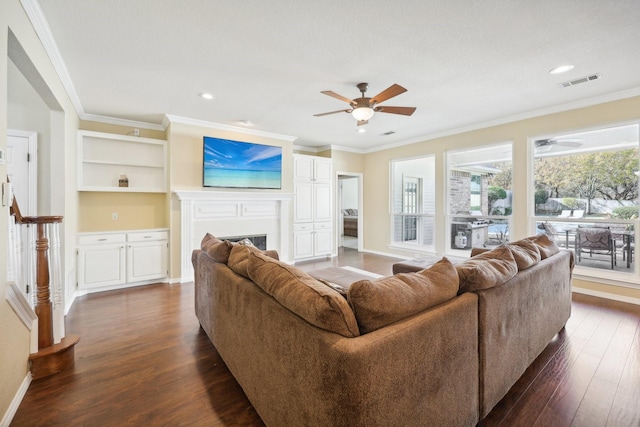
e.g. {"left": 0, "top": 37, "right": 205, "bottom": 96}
{"left": 541, "top": 222, "right": 574, "bottom": 249}
{"left": 558, "top": 210, "right": 571, "bottom": 218}
{"left": 575, "top": 226, "right": 616, "bottom": 269}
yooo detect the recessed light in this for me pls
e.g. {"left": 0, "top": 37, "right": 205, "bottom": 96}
{"left": 236, "top": 120, "right": 253, "bottom": 126}
{"left": 549, "top": 65, "right": 574, "bottom": 75}
{"left": 357, "top": 128, "right": 366, "bottom": 133}
{"left": 199, "top": 92, "right": 214, "bottom": 100}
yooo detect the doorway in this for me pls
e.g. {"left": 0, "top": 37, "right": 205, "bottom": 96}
{"left": 6, "top": 130, "right": 37, "bottom": 295}
{"left": 337, "top": 173, "right": 363, "bottom": 251}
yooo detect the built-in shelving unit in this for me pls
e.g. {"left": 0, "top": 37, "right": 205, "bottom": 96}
{"left": 78, "top": 130, "right": 167, "bottom": 192}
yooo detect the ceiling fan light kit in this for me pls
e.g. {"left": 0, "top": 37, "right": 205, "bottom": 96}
{"left": 352, "top": 106, "right": 374, "bottom": 121}
{"left": 315, "top": 82, "right": 416, "bottom": 126}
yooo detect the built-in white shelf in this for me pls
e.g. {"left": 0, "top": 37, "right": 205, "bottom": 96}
{"left": 78, "top": 130, "right": 167, "bottom": 192}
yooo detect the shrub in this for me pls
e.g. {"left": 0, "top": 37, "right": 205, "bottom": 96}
{"left": 561, "top": 197, "right": 583, "bottom": 210}
{"left": 534, "top": 189, "right": 548, "bottom": 205}
{"left": 488, "top": 186, "right": 507, "bottom": 205}
{"left": 611, "top": 206, "right": 640, "bottom": 219}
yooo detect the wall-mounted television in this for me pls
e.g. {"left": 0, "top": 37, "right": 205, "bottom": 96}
{"left": 203, "top": 136, "right": 282, "bottom": 189}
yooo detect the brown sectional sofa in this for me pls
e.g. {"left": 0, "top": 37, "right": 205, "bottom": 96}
{"left": 193, "top": 233, "right": 573, "bottom": 426}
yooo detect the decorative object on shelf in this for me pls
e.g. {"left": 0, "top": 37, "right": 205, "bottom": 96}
{"left": 119, "top": 175, "right": 129, "bottom": 187}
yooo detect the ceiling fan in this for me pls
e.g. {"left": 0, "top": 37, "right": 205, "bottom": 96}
{"left": 314, "top": 82, "right": 416, "bottom": 126}
{"left": 534, "top": 138, "right": 583, "bottom": 152}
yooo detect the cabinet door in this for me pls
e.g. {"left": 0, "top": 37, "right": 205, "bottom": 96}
{"left": 314, "top": 224, "right": 333, "bottom": 256}
{"left": 314, "top": 183, "right": 332, "bottom": 222}
{"left": 293, "top": 230, "right": 314, "bottom": 259}
{"left": 78, "top": 244, "right": 126, "bottom": 289}
{"left": 313, "top": 158, "right": 332, "bottom": 183}
{"left": 293, "top": 155, "right": 314, "bottom": 181}
{"left": 127, "top": 241, "right": 168, "bottom": 282}
{"left": 294, "top": 182, "right": 314, "bottom": 222}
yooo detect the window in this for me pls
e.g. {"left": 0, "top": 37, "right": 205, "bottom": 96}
{"left": 391, "top": 156, "right": 435, "bottom": 249}
{"left": 447, "top": 143, "right": 513, "bottom": 252}
{"left": 532, "top": 123, "right": 639, "bottom": 278}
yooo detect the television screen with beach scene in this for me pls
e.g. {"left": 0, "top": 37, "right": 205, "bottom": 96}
{"left": 203, "top": 136, "right": 282, "bottom": 189}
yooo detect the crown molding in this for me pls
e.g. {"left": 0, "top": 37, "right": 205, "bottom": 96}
{"left": 20, "top": 0, "right": 84, "bottom": 116}
{"left": 80, "top": 113, "right": 165, "bottom": 131}
{"left": 164, "top": 115, "right": 297, "bottom": 142}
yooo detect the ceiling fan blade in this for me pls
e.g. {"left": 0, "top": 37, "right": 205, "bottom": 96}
{"left": 357, "top": 120, "right": 368, "bottom": 126}
{"left": 556, "top": 139, "right": 582, "bottom": 147}
{"left": 320, "top": 90, "right": 354, "bottom": 105}
{"left": 370, "top": 84, "right": 407, "bottom": 105}
{"left": 375, "top": 106, "right": 416, "bottom": 116}
{"left": 314, "top": 109, "right": 351, "bottom": 117}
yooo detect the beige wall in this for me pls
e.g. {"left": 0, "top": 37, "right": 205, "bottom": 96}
{"left": 331, "top": 149, "right": 365, "bottom": 174}
{"left": 78, "top": 192, "right": 167, "bottom": 231}
{"left": 362, "top": 95, "right": 640, "bottom": 301}
{"left": 1, "top": 0, "right": 80, "bottom": 418}
{"left": 167, "top": 121, "right": 294, "bottom": 279}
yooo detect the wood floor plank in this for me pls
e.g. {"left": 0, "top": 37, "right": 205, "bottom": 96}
{"left": 10, "top": 249, "right": 640, "bottom": 427}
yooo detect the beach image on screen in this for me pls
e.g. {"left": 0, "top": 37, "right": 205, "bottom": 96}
{"left": 203, "top": 137, "right": 282, "bottom": 189}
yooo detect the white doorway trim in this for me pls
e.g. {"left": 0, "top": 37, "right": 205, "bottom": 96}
{"left": 336, "top": 172, "right": 363, "bottom": 252}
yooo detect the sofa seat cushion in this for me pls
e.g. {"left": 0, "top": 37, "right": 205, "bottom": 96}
{"left": 456, "top": 246, "right": 518, "bottom": 293}
{"left": 347, "top": 257, "right": 459, "bottom": 334}
{"left": 246, "top": 250, "right": 360, "bottom": 338}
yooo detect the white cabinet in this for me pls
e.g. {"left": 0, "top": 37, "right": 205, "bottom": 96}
{"left": 78, "top": 130, "right": 167, "bottom": 192}
{"left": 77, "top": 229, "right": 168, "bottom": 291}
{"left": 293, "top": 154, "right": 332, "bottom": 183}
{"left": 126, "top": 231, "right": 169, "bottom": 283}
{"left": 293, "top": 155, "right": 333, "bottom": 260}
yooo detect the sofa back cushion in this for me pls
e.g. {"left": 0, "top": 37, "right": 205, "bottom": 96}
{"left": 246, "top": 250, "right": 360, "bottom": 338}
{"left": 347, "top": 258, "right": 459, "bottom": 334}
{"left": 201, "top": 233, "right": 234, "bottom": 263}
{"left": 456, "top": 246, "right": 518, "bottom": 293}
{"left": 527, "top": 234, "right": 560, "bottom": 259}
{"left": 227, "top": 243, "right": 261, "bottom": 277}
{"left": 505, "top": 239, "right": 541, "bottom": 270}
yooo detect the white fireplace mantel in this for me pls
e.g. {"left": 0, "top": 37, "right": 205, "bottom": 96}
{"left": 174, "top": 190, "right": 293, "bottom": 282}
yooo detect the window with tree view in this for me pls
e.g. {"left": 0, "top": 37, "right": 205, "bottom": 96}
{"left": 533, "top": 123, "right": 640, "bottom": 275}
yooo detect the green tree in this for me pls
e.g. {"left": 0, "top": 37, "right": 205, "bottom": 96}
{"left": 488, "top": 163, "right": 512, "bottom": 190}
{"left": 534, "top": 156, "right": 575, "bottom": 198}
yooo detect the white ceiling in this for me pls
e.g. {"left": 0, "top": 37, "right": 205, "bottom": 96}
{"left": 33, "top": 0, "right": 640, "bottom": 151}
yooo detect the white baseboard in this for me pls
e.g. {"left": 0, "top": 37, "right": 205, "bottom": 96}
{"left": 0, "top": 373, "right": 31, "bottom": 427}
{"left": 572, "top": 286, "right": 640, "bottom": 306}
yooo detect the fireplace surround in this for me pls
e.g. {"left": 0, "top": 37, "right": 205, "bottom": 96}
{"left": 174, "top": 190, "right": 292, "bottom": 281}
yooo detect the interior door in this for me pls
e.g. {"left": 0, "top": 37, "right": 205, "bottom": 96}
{"left": 6, "top": 130, "right": 37, "bottom": 294}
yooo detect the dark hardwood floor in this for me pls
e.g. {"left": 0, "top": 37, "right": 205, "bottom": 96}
{"left": 11, "top": 247, "right": 640, "bottom": 426}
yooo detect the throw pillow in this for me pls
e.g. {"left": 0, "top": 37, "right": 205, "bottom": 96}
{"left": 246, "top": 250, "right": 360, "bottom": 338}
{"left": 505, "top": 239, "right": 541, "bottom": 270}
{"left": 456, "top": 246, "right": 518, "bottom": 293}
{"left": 528, "top": 234, "right": 560, "bottom": 259}
{"left": 200, "top": 233, "right": 234, "bottom": 263}
{"left": 347, "top": 257, "right": 459, "bottom": 334}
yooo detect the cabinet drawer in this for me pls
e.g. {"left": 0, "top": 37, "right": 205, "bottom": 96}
{"left": 314, "top": 222, "right": 332, "bottom": 230}
{"left": 77, "top": 233, "right": 126, "bottom": 245}
{"left": 127, "top": 231, "right": 168, "bottom": 242}
{"left": 294, "top": 223, "right": 313, "bottom": 232}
